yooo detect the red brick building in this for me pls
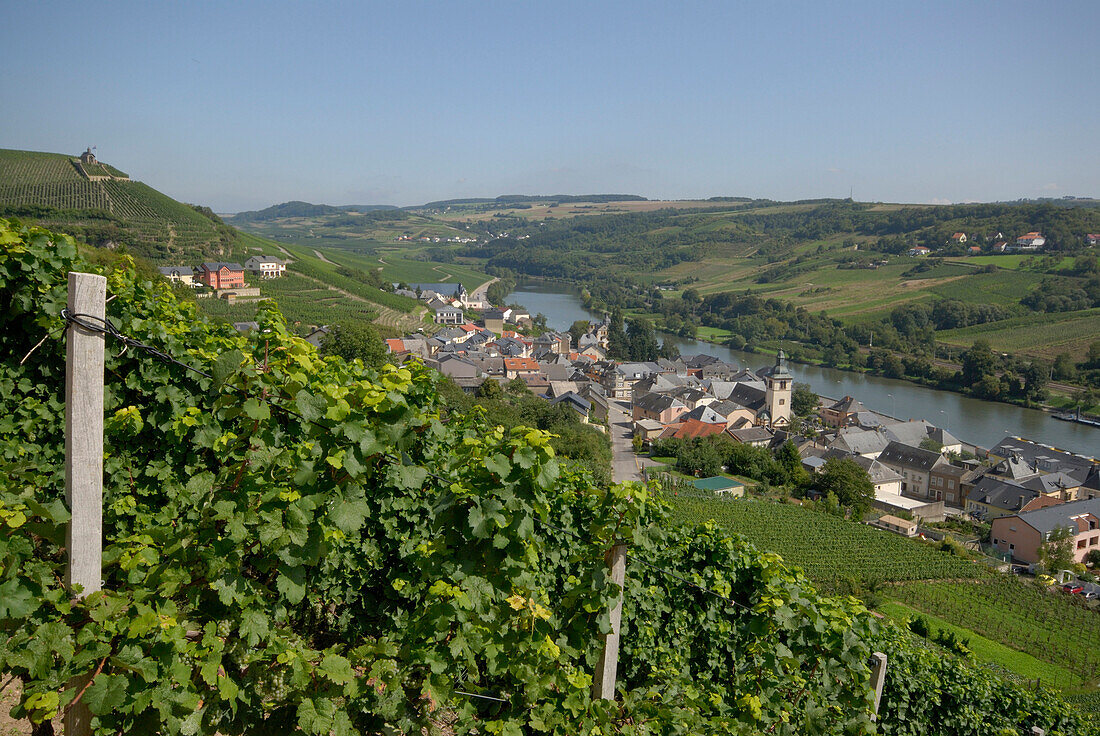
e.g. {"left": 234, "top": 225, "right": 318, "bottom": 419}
{"left": 198, "top": 262, "right": 246, "bottom": 289}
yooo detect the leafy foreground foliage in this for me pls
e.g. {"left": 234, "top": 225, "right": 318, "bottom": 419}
{"left": 0, "top": 218, "right": 1093, "bottom": 735}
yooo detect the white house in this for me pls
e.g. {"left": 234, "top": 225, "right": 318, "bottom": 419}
{"left": 244, "top": 256, "right": 287, "bottom": 279}
{"left": 1011, "top": 232, "right": 1046, "bottom": 251}
{"left": 157, "top": 266, "right": 196, "bottom": 286}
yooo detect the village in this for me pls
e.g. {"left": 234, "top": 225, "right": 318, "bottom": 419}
{"left": 384, "top": 280, "right": 1100, "bottom": 584}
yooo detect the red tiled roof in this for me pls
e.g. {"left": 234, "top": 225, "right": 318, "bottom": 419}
{"left": 385, "top": 339, "right": 405, "bottom": 353}
{"left": 669, "top": 419, "right": 728, "bottom": 440}
{"left": 504, "top": 357, "right": 539, "bottom": 371}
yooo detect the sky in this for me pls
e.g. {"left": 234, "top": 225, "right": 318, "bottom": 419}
{"left": 2, "top": 1, "right": 1098, "bottom": 212}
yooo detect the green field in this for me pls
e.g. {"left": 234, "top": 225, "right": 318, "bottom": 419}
{"left": 891, "top": 578, "right": 1100, "bottom": 687}
{"left": 938, "top": 308, "right": 1100, "bottom": 361}
{"left": 879, "top": 601, "right": 1083, "bottom": 689}
{"left": 668, "top": 495, "right": 979, "bottom": 586}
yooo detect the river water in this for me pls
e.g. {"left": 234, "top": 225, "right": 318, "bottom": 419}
{"left": 508, "top": 281, "right": 1099, "bottom": 456}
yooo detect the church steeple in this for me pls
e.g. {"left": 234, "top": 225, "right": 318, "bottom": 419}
{"left": 763, "top": 350, "right": 793, "bottom": 426}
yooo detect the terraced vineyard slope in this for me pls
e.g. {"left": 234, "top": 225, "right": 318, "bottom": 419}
{"left": 0, "top": 148, "right": 238, "bottom": 260}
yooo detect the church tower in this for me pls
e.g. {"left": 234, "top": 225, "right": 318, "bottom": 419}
{"left": 763, "top": 350, "right": 793, "bottom": 427}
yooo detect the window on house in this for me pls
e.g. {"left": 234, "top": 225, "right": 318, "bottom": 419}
{"left": 1078, "top": 540, "right": 1087, "bottom": 549}
{"left": 1009, "top": 543, "right": 1015, "bottom": 551}
{"left": 947, "top": 493, "right": 955, "bottom": 502}
{"left": 1091, "top": 537, "right": 1098, "bottom": 546}
{"left": 948, "top": 481, "right": 955, "bottom": 490}
{"left": 779, "top": 399, "right": 785, "bottom": 405}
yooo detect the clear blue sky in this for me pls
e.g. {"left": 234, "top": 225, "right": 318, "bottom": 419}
{"left": 2, "top": 1, "right": 1097, "bottom": 211}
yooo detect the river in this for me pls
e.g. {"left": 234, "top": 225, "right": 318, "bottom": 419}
{"left": 508, "top": 281, "right": 1099, "bottom": 457}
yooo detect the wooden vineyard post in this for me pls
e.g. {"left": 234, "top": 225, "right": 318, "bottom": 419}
{"left": 65, "top": 272, "right": 107, "bottom": 736}
{"left": 592, "top": 543, "right": 628, "bottom": 701}
{"left": 869, "top": 651, "right": 887, "bottom": 722}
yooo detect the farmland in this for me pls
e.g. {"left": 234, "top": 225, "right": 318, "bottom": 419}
{"left": 891, "top": 578, "right": 1100, "bottom": 687}
{"left": 0, "top": 147, "right": 240, "bottom": 260}
{"left": 670, "top": 493, "right": 1100, "bottom": 695}
{"left": 667, "top": 495, "right": 979, "bottom": 586}
{"left": 938, "top": 308, "right": 1100, "bottom": 361}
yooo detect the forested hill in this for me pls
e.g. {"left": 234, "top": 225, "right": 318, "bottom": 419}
{"left": 0, "top": 147, "right": 242, "bottom": 261}
{"left": 230, "top": 200, "right": 401, "bottom": 222}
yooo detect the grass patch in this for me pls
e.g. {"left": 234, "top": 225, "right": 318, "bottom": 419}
{"left": 879, "top": 601, "right": 1083, "bottom": 689}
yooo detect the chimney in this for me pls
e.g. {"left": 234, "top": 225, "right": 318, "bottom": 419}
{"left": 1019, "top": 495, "right": 1026, "bottom": 509}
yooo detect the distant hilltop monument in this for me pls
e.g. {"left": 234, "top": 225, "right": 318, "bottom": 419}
{"left": 79, "top": 146, "right": 97, "bottom": 165}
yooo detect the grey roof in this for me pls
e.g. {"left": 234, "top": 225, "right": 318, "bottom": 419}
{"left": 551, "top": 392, "right": 591, "bottom": 414}
{"left": 850, "top": 455, "right": 904, "bottom": 485}
{"left": 633, "top": 392, "right": 686, "bottom": 413}
{"left": 877, "top": 441, "right": 945, "bottom": 473}
{"left": 201, "top": 261, "right": 244, "bottom": 271}
{"left": 830, "top": 428, "right": 890, "bottom": 456}
{"left": 1022, "top": 472, "right": 1084, "bottom": 495}
{"left": 232, "top": 321, "right": 259, "bottom": 332}
{"left": 635, "top": 418, "right": 665, "bottom": 431}
{"left": 990, "top": 436, "right": 1097, "bottom": 474}
{"left": 883, "top": 420, "right": 959, "bottom": 449}
{"left": 682, "top": 405, "right": 726, "bottom": 424}
{"left": 708, "top": 400, "right": 746, "bottom": 418}
{"left": 406, "top": 282, "right": 466, "bottom": 297}
{"left": 727, "top": 383, "right": 766, "bottom": 412}
{"left": 158, "top": 266, "right": 195, "bottom": 276}
{"left": 617, "top": 362, "right": 663, "bottom": 379}
{"left": 828, "top": 395, "right": 866, "bottom": 413}
{"left": 1014, "top": 498, "right": 1100, "bottom": 536}
{"left": 483, "top": 308, "right": 506, "bottom": 319}
{"left": 970, "top": 476, "right": 1038, "bottom": 512}
{"left": 728, "top": 426, "right": 774, "bottom": 443}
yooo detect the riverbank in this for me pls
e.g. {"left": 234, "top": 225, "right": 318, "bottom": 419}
{"left": 506, "top": 279, "right": 1100, "bottom": 455}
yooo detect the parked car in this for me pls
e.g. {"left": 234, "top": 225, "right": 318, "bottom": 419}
{"left": 1081, "top": 590, "right": 1098, "bottom": 600}
{"left": 1062, "top": 583, "right": 1085, "bottom": 594}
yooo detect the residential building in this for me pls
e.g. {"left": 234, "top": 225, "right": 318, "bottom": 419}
{"left": 663, "top": 419, "right": 727, "bottom": 441}
{"left": 198, "top": 262, "right": 246, "bottom": 289}
{"left": 829, "top": 427, "right": 889, "bottom": 458}
{"left": 632, "top": 392, "right": 688, "bottom": 424}
{"left": 158, "top": 266, "right": 196, "bottom": 286}
{"left": 1087, "top": 234, "right": 1100, "bottom": 247}
{"left": 966, "top": 476, "right": 1047, "bottom": 520}
{"left": 482, "top": 308, "right": 506, "bottom": 333}
{"left": 429, "top": 299, "right": 464, "bottom": 325}
{"left": 727, "top": 426, "right": 774, "bottom": 447}
{"left": 243, "top": 256, "right": 286, "bottom": 279}
{"left": 991, "top": 498, "right": 1100, "bottom": 565}
{"left": 1012, "top": 232, "right": 1046, "bottom": 250}
{"left": 948, "top": 232, "right": 967, "bottom": 244}
{"left": 908, "top": 246, "right": 931, "bottom": 256}
{"left": 819, "top": 396, "right": 867, "bottom": 428}
{"left": 503, "top": 357, "right": 540, "bottom": 379}
{"left": 876, "top": 441, "right": 954, "bottom": 500}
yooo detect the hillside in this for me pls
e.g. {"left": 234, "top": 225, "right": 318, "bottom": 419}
{"left": 2, "top": 217, "right": 1095, "bottom": 736}
{"left": 0, "top": 148, "right": 240, "bottom": 260}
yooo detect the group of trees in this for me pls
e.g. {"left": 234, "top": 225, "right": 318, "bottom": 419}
{"left": 650, "top": 435, "right": 875, "bottom": 516}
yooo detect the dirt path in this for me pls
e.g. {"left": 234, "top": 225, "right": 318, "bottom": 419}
{"left": 313, "top": 249, "right": 334, "bottom": 264}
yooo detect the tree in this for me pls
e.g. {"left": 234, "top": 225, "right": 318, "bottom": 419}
{"left": 1039, "top": 526, "right": 1076, "bottom": 575}
{"left": 813, "top": 458, "right": 874, "bottom": 516}
{"left": 626, "top": 316, "right": 659, "bottom": 362}
{"left": 568, "top": 319, "right": 590, "bottom": 348}
{"left": 791, "top": 383, "right": 819, "bottom": 417}
{"left": 1085, "top": 549, "right": 1100, "bottom": 568}
{"left": 319, "top": 322, "right": 386, "bottom": 368}
{"left": 1020, "top": 361, "right": 1048, "bottom": 405}
{"left": 961, "top": 340, "right": 998, "bottom": 388}
{"left": 476, "top": 377, "right": 503, "bottom": 399}
{"left": 1052, "top": 353, "right": 1076, "bottom": 381}
{"left": 1087, "top": 340, "right": 1100, "bottom": 369}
